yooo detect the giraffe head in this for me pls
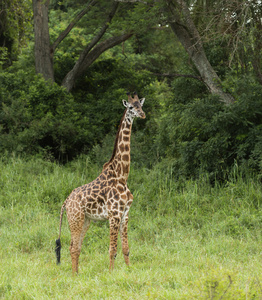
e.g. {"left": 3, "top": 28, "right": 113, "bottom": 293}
{"left": 122, "top": 92, "right": 146, "bottom": 120}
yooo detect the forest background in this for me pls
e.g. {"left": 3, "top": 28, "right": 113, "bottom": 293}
{"left": 1, "top": 0, "right": 262, "bottom": 298}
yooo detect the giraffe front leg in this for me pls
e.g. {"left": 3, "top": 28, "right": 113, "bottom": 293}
{"left": 120, "top": 210, "right": 130, "bottom": 266}
{"left": 109, "top": 216, "right": 121, "bottom": 271}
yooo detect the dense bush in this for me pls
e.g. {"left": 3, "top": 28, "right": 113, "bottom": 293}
{"left": 1, "top": 58, "right": 262, "bottom": 179}
{"left": 0, "top": 64, "right": 155, "bottom": 162}
{"left": 154, "top": 75, "right": 262, "bottom": 179}
{"left": 0, "top": 71, "right": 98, "bottom": 160}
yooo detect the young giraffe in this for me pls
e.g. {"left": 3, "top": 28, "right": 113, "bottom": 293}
{"left": 55, "top": 92, "right": 146, "bottom": 274}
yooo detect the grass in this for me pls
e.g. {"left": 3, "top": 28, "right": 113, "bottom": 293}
{"left": 1, "top": 155, "right": 262, "bottom": 299}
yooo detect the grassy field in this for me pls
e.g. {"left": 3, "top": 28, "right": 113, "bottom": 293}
{"left": 1, "top": 155, "right": 262, "bottom": 299}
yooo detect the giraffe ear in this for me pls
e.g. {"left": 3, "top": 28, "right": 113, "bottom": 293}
{"left": 140, "top": 98, "right": 145, "bottom": 107}
{"left": 122, "top": 100, "right": 128, "bottom": 107}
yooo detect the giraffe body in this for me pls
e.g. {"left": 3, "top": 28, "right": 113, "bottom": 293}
{"left": 55, "top": 93, "right": 145, "bottom": 274}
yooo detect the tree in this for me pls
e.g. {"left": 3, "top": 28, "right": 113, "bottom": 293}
{"left": 32, "top": 0, "right": 133, "bottom": 91}
{"left": 113, "top": 0, "right": 236, "bottom": 104}
{"left": 165, "top": 0, "right": 235, "bottom": 104}
{"left": 115, "top": 0, "right": 262, "bottom": 103}
{"left": 30, "top": 0, "right": 262, "bottom": 100}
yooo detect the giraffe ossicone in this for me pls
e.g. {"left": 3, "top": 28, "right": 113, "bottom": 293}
{"left": 55, "top": 93, "right": 146, "bottom": 274}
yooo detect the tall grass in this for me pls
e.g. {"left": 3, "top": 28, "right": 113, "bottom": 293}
{"left": 1, "top": 155, "right": 262, "bottom": 299}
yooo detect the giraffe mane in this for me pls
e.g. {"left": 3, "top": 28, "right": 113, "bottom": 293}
{"left": 102, "top": 108, "right": 127, "bottom": 170}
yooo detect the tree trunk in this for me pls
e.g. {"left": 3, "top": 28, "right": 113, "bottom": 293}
{"left": 167, "top": 0, "right": 235, "bottom": 104}
{"left": 62, "top": 33, "right": 133, "bottom": 92}
{"left": 32, "top": 0, "right": 54, "bottom": 82}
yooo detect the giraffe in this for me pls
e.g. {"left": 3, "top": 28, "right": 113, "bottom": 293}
{"left": 55, "top": 92, "right": 146, "bottom": 274}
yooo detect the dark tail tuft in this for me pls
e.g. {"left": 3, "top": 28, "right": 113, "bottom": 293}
{"left": 55, "top": 238, "right": 61, "bottom": 265}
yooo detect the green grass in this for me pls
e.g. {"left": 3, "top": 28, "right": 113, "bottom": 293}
{"left": 1, "top": 155, "right": 262, "bottom": 299}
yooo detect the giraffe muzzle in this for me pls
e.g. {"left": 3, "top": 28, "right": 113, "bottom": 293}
{"left": 140, "top": 112, "right": 146, "bottom": 119}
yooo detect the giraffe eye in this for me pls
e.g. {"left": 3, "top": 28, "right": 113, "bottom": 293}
{"left": 129, "top": 106, "right": 133, "bottom": 110}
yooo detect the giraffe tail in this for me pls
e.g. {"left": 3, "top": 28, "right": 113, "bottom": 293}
{"left": 55, "top": 201, "right": 66, "bottom": 265}
{"left": 55, "top": 238, "right": 61, "bottom": 265}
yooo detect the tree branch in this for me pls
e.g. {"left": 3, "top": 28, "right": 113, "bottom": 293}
{"left": 77, "top": 2, "right": 119, "bottom": 63}
{"left": 62, "top": 32, "right": 133, "bottom": 92}
{"left": 50, "top": 0, "right": 97, "bottom": 56}
{"left": 79, "top": 32, "right": 133, "bottom": 74}
{"left": 61, "top": 2, "right": 120, "bottom": 92}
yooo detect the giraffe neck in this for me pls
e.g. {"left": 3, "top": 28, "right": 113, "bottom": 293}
{"left": 104, "top": 109, "right": 133, "bottom": 184}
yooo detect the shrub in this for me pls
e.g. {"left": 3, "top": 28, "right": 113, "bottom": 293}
{"left": 0, "top": 59, "right": 156, "bottom": 162}
{"left": 0, "top": 71, "right": 92, "bottom": 160}
{"left": 153, "top": 75, "right": 262, "bottom": 179}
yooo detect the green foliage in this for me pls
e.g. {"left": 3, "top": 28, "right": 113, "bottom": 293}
{"left": 0, "top": 62, "right": 154, "bottom": 162}
{"left": 0, "top": 71, "right": 96, "bottom": 160}
{"left": 0, "top": 47, "right": 8, "bottom": 68}
{"left": 153, "top": 75, "right": 262, "bottom": 179}
{"left": 75, "top": 56, "right": 153, "bottom": 96}
{"left": 0, "top": 0, "right": 32, "bottom": 66}
{"left": 0, "top": 0, "right": 262, "bottom": 180}
{"left": 204, "top": 38, "right": 231, "bottom": 79}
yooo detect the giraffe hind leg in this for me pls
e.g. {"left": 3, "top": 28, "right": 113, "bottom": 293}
{"left": 68, "top": 214, "right": 87, "bottom": 274}
{"left": 70, "top": 241, "right": 81, "bottom": 274}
